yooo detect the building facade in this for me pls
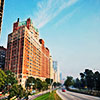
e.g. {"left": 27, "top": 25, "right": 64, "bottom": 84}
{"left": 53, "top": 61, "right": 57, "bottom": 82}
{"left": 39, "top": 39, "right": 50, "bottom": 79}
{"left": 0, "top": 46, "right": 6, "bottom": 70}
{"left": 60, "top": 73, "right": 62, "bottom": 82}
{"left": 5, "top": 18, "right": 50, "bottom": 87}
{"left": 60, "top": 73, "right": 63, "bottom": 84}
{"left": 53, "top": 61, "right": 60, "bottom": 83}
{"left": 57, "top": 65, "right": 60, "bottom": 82}
{"left": 49, "top": 56, "right": 54, "bottom": 80}
{"left": 0, "top": 0, "right": 4, "bottom": 35}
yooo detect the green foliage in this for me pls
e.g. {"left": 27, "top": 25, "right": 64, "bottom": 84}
{"left": 64, "top": 76, "right": 73, "bottom": 88}
{"left": 94, "top": 71, "right": 100, "bottom": 91}
{"left": 73, "top": 78, "right": 81, "bottom": 89}
{"left": 25, "top": 77, "right": 36, "bottom": 89}
{"left": 5, "top": 70, "right": 18, "bottom": 85}
{"left": 25, "top": 77, "right": 51, "bottom": 92}
{"left": 78, "top": 69, "right": 95, "bottom": 90}
{"left": 8, "top": 84, "right": 25, "bottom": 99}
{"left": 84, "top": 69, "right": 94, "bottom": 90}
{"left": 53, "top": 82, "right": 57, "bottom": 87}
{"left": 36, "top": 78, "right": 43, "bottom": 91}
{"left": 45, "top": 78, "right": 53, "bottom": 85}
{"left": 42, "top": 81, "right": 48, "bottom": 91}
{"left": 56, "top": 82, "right": 61, "bottom": 86}
{"left": 0, "top": 70, "right": 18, "bottom": 94}
{"left": 0, "top": 69, "right": 7, "bottom": 90}
{"left": 52, "top": 82, "right": 61, "bottom": 87}
{"left": 73, "top": 69, "right": 100, "bottom": 91}
{"left": 80, "top": 73, "right": 86, "bottom": 89}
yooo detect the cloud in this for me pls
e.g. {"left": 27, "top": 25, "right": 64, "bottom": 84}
{"left": 55, "top": 7, "right": 80, "bottom": 27}
{"left": 32, "top": 0, "right": 78, "bottom": 28}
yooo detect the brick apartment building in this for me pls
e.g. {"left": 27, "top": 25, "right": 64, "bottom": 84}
{"left": 0, "top": 46, "right": 6, "bottom": 70}
{"left": 5, "top": 18, "right": 50, "bottom": 87}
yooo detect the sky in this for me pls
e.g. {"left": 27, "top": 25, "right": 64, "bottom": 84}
{"left": 0, "top": 0, "right": 100, "bottom": 79}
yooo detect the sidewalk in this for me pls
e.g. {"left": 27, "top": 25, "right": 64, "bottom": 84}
{"left": 0, "top": 89, "right": 55, "bottom": 100}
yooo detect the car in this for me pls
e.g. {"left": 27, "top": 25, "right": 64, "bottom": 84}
{"left": 62, "top": 88, "right": 66, "bottom": 92}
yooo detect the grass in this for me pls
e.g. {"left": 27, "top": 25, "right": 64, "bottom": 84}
{"left": 34, "top": 90, "right": 62, "bottom": 100}
{"left": 34, "top": 92, "right": 50, "bottom": 100}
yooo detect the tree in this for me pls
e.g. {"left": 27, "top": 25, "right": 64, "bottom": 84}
{"left": 5, "top": 70, "right": 18, "bottom": 86}
{"left": 56, "top": 82, "right": 61, "bottom": 86}
{"left": 42, "top": 81, "right": 48, "bottom": 91}
{"left": 73, "top": 78, "right": 81, "bottom": 89}
{"left": 94, "top": 71, "right": 100, "bottom": 91}
{"left": 0, "top": 69, "right": 7, "bottom": 91}
{"left": 53, "top": 82, "right": 57, "bottom": 88}
{"left": 36, "top": 78, "right": 42, "bottom": 91}
{"left": 8, "top": 84, "right": 25, "bottom": 100}
{"left": 64, "top": 76, "right": 73, "bottom": 89}
{"left": 25, "top": 77, "right": 36, "bottom": 90}
{"left": 45, "top": 78, "right": 53, "bottom": 85}
{"left": 80, "top": 73, "right": 86, "bottom": 89}
{"left": 84, "top": 69, "right": 94, "bottom": 90}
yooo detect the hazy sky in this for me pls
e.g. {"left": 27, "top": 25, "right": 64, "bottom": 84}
{"left": 0, "top": 0, "right": 100, "bottom": 78}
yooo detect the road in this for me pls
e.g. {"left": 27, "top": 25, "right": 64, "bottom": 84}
{"left": 57, "top": 89, "right": 100, "bottom": 100}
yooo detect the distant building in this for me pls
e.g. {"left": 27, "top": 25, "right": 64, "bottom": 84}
{"left": 0, "top": 0, "right": 4, "bottom": 35}
{"left": 53, "top": 61, "right": 57, "bottom": 72}
{"left": 0, "top": 46, "right": 6, "bottom": 70}
{"left": 54, "top": 71, "right": 57, "bottom": 83}
{"left": 5, "top": 18, "right": 50, "bottom": 87}
{"left": 60, "top": 73, "right": 62, "bottom": 81}
{"left": 57, "top": 65, "right": 60, "bottom": 82}
{"left": 53, "top": 61, "right": 60, "bottom": 83}
{"left": 60, "top": 73, "right": 63, "bottom": 83}
{"left": 53, "top": 61, "right": 57, "bottom": 82}
{"left": 49, "top": 56, "right": 54, "bottom": 80}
